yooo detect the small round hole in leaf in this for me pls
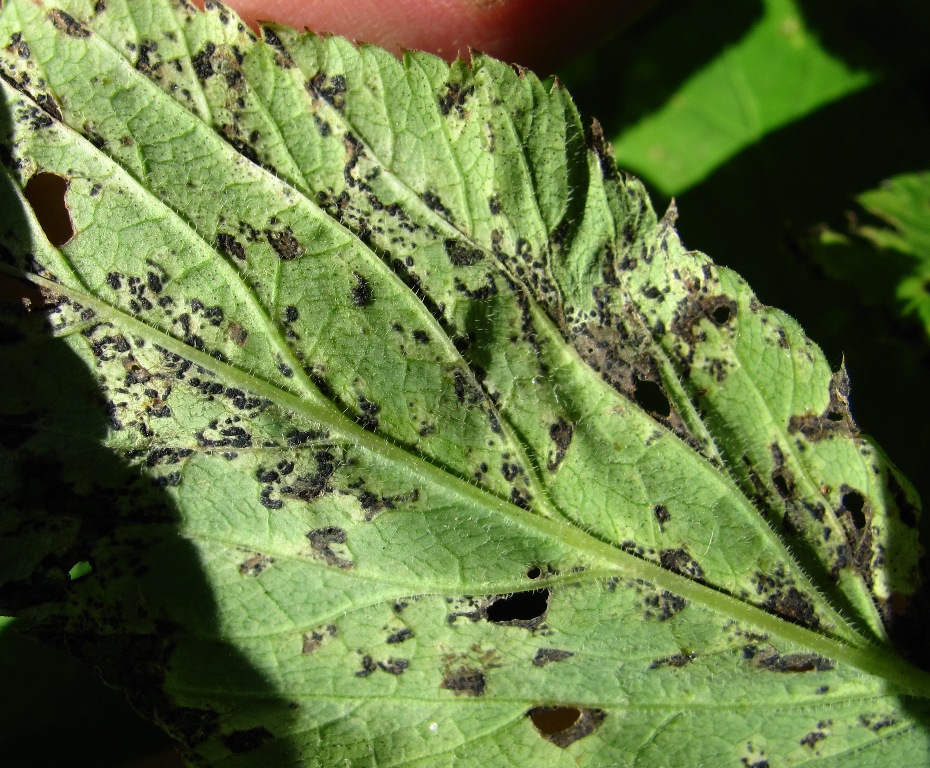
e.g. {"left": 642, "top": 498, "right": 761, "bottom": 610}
{"left": 526, "top": 566, "right": 541, "bottom": 580}
{"left": 528, "top": 706, "right": 581, "bottom": 736}
{"left": 24, "top": 172, "right": 74, "bottom": 246}
{"left": 827, "top": 411, "right": 845, "bottom": 422}
{"left": 711, "top": 304, "right": 732, "bottom": 324}
{"left": 842, "top": 490, "right": 866, "bottom": 529}
{"left": 633, "top": 378, "right": 671, "bottom": 418}
{"left": 485, "top": 589, "right": 549, "bottom": 623}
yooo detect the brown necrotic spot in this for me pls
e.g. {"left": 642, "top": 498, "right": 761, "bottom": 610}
{"left": 216, "top": 232, "right": 246, "bottom": 261}
{"left": 444, "top": 238, "right": 483, "bottom": 266}
{"left": 547, "top": 419, "right": 573, "bottom": 471}
{"left": 302, "top": 624, "right": 337, "bottom": 654}
{"left": 659, "top": 547, "right": 705, "bottom": 581}
{"left": 441, "top": 666, "right": 485, "bottom": 696}
{"left": 653, "top": 504, "right": 671, "bottom": 532}
{"left": 238, "top": 553, "right": 273, "bottom": 576}
{"left": 351, "top": 272, "right": 372, "bottom": 307}
{"left": 24, "top": 172, "right": 74, "bottom": 246}
{"left": 532, "top": 648, "right": 574, "bottom": 667}
{"left": 227, "top": 322, "right": 248, "bottom": 346}
{"left": 306, "top": 527, "right": 352, "bottom": 569}
{"left": 744, "top": 645, "right": 834, "bottom": 673}
{"left": 48, "top": 9, "right": 90, "bottom": 37}
{"left": 265, "top": 226, "right": 302, "bottom": 260}
{"left": 649, "top": 651, "right": 696, "bottom": 669}
{"left": 527, "top": 706, "right": 605, "bottom": 748}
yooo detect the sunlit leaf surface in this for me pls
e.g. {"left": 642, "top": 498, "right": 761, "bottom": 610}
{"left": 0, "top": 1, "right": 928, "bottom": 765}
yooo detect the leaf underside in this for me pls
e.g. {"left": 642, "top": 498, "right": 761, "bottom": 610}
{"left": 0, "top": 1, "right": 928, "bottom": 766}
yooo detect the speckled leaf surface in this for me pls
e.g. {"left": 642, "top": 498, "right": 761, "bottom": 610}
{"left": 0, "top": 1, "right": 929, "bottom": 765}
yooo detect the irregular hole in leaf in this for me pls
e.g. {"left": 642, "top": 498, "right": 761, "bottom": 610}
{"left": 528, "top": 706, "right": 581, "bottom": 735}
{"left": 485, "top": 589, "right": 550, "bottom": 623}
{"left": 842, "top": 489, "right": 867, "bottom": 529}
{"left": 772, "top": 470, "right": 791, "bottom": 498}
{"left": 632, "top": 377, "right": 671, "bottom": 418}
{"left": 23, "top": 172, "right": 74, "bottom": 246}
{"left": 526, "top": 566, "right": 542, "bottom": 580}
{"left": 827, "top": 411, "right": 846, "bottom": 422}
{"left": 527, "top": 706, "right": 606, "bottom": 748}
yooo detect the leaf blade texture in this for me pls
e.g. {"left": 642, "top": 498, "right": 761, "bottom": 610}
{"left": 0, "top": 1, "right": 928, "bottom": 765}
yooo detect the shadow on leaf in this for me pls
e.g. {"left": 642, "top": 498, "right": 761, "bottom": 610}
{"left": 0, "top": 98, "right": 300, "bottom": 767}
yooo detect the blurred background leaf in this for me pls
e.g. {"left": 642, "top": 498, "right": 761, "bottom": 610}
{"left": 808, "top": 172, "right": 930, "bottom": 338}
{"left": 565, "top": 0, "right": 930, "bottom": 535}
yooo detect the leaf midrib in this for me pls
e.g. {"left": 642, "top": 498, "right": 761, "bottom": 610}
{"left": 24, "top": 268, "right": 930, "bottom": 700}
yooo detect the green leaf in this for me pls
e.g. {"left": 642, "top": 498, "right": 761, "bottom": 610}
{"left": 1, "top": 1, "right": 928, "bottom": 765}
{"left": 586, "top": 0, "right": 874, "bottom": 195}
{"left": 808, "top": 171, "right": 930, "bottom": 340}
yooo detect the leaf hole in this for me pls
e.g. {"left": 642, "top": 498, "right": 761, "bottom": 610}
{"left": 485, "top": 588, "right": 549, "bottom": 623}
{"left": 633, "top": 378, "right": 671, "bottom": 418}
{"left": 842, "top": 490, "right": 866, "bottom": 529}
{"left": 24, "top": 172, "right": 74, "bottom": 246}
{"left": 826, "top": 411, "right": 845, "bottom": 422}
{"left": 711, "top": 304, "right": 732, "bottom": 325}
{"left": 526, "top": 566, "right": 542, "bottom": 580}
{"left": 528, "top": 706, "right": 581, "bottom": 735}
{"left": 771, "top": 470, "right": 790, "bottom": 498}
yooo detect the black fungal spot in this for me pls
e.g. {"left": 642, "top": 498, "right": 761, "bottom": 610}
{"left": 356, "top": 396, "right": 380, "bottom": 431}
{"left": 306, "top": 527, "right": 352, "bottom": 569}
{"left": 649, "top": 651, "right": 696, "bottom": 669}
{"left": 653, "top": 504, "right": 671, "bottom": 532}
{"left": 437, "top": 81, "right": 474, "bottom": 116}
{"left": 48, "top": 8, "right": 90, "bottom": 37}
{"left": 860, "top": 714, "right": 897, "bottom": 732}
{"left": 800, "top": 731, "right": 827, "bottom": 748}
{"left": 355, "top": 654, "right": 377, "bottom": 678}
{"left": 485, "top": 589, "right": 549, "bottom": 626}
{"left": 532, "top": 648, "right": 574, "bottom": 667}
{"left": 377, "top": 658, "right": 409, "bottom": 675}
{"left": 24, "top": 173, "right": 73, "bottom": 246}
{"left": 222, "top": 727, "right": 273, "bottom": 754}
{"left": 283, "top": 305, "right": 299, "bottom": 323}
{"left": 527, "top": 706, "right": 605, "bottom": 748}
{"left": 440, "top": 666, "right": 485, "bottom": 697}
{"left": 308, "top": 72, "right": 347, "bottom": 109}
{"left": 547, "top": 419, "right": 573, "bottom": 471}
{"left": 239, "top": 553, "right": 273, "bottom": 576}
{"left": 659, "top": 548, "right": 705, "bottom": 581}
{"left": 265, "top": 227, "right": 302, "bottom": 261}
{"left": 386, "top": 628, "right": 413, "bottom": 644}
{"left": 351, "top": 272, "right": 372, "bottom": 307}
{"left": 216, "top": 232, "right": 246, "bottom": 261}
{"left": 302, "top": 624, "right": 337, "bottom": 654}
{"left": 743, "top": 646, "right": 834, "bottom": 673}
{"left": 444, "top": 239, "right": 483, "bottom": 266}
{"left": 642, "top": 588, "right": 686, "bottom": 621}
{"left": 412, "top": 329, "right": 429, "bottom": 344}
